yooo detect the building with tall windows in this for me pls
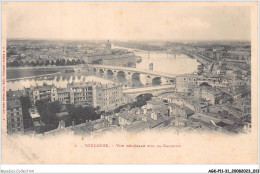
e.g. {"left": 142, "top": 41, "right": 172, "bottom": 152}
{"left": 7, "top": 97, "right": 24, "bottom": 134}
{"left": 51, "top": 87, "right": 71, "bottom": 104}
{"left": 50, "top": 81, "right": 123, "bottom": 111}
{"left": 96, "top": 83, "right": 123, "bottom": 111}
{"left": 68, "top": 81, "right": 98, "bottom": 107}
{"left": 32, "top": 83, "right": 53, "bottom": 104}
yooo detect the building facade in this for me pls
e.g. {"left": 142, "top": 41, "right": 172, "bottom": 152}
{"left": 7, "top": 99, "right": 24, "bottom": 134}
{"left": 96, "top": 83, "right": 123, "bottom": 111}
{"left": 68, "top": 82, "right": 98, "bottom": 107}
{"left": 51, "top": 87, "right": 71, "bottom": 104}
{"left": 32, "top": 84, "right": 53, "bottom": 104}
{"left": 50, "top": 82, "right": 123, "bottom": 111}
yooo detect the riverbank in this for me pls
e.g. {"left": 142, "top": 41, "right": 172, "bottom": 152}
{"left": 6, "top": 65, "right": 83, "bottom": 70}
{"left": 7, "top": 72, "right": 58, "bottom": 81}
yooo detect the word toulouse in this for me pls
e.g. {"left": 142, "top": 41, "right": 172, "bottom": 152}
{"left": 85, "top": 144, "right": 109, "bottom": 147}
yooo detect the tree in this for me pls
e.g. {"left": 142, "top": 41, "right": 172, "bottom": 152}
{"left": 66, "top": 59, "right": 71, "bottom": 66}
{"left": 45, "top": 60, "right": 50, "bottom": 66}
{"left": 76, "top": 59, "right": 81, "bottom": 65}
{"left": 92, "top": 59, "right": 103, "bottom": 64}
{"left": 60, "top": 59, "right": 66, "bottom": 66}
{"left": 12, "top": 60, "right": 19, "bottom": 67}
{"left": 20, "top": 96, "right": 33, "bottom": 129}
{"left": 35, "top": 100, "right": 49, "bottom": 122}
{"left": 7, "top": 49, "right": 17, "bottom": 57}
{"left": 55, "top": 59, "right": 60, "bottom": 66}
{"left": 49, "top": 101, "right": 62, "bottom": 114}
{"left": 84, "top": 106, "right": 99, "bottom": 121}
{"left": 35, "top": 60, "right": 39, "bottom": 66}
{"left": 31, "top": 61, "right": 36, "bottom": 66}
{"left": 67, "top": 104, "right": 100, "bottom": 125}
{"left": 19, "top": 61, "right": 24, "bottom": 66}
{"left": 136, "top": 93, "right": 153, "bottom": 101}
{"left": 71, "top": 59, "right": 76, "bottom": 65}
{"left": 35, "top": 100, "right": 63, "bottom": 131}
{"left": 25, "top": 61, "right": 30, "bottom": 66}
{"left": 130, "top": 93, "right": 153, "bottom": 108}
{"left": 199, "top": 82, "right": 211, "bottom": 87}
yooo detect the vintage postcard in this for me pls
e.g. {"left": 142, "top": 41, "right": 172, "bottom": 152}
{"left": 1, "top": 1, "right": 258, "bottom": 165}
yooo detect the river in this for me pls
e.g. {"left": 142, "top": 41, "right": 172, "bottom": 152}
{"left": 7, "top": 46, "right": 200, "bottom": 91}
{"left": 113, "top": 45, "right": 200, "bottom": 74}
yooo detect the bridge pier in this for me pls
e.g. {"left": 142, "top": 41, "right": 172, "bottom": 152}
{"left": 125, "top": 72, "right": 132, "bottom": 80}
{"left": 145, "top": 75, "right": 153, "bottom": 86}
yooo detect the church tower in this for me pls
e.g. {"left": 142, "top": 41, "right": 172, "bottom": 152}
{"left": 106, "top": 40, "right": 111, "bottom": 51}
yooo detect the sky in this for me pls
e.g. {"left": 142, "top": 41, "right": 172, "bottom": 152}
{"left": 2, "top": 2, "right": 252, "bottom": 41}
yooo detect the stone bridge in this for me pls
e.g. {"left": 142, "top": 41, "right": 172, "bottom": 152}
{"left": 84, "top": 64, "right": 176, "bottom": 87}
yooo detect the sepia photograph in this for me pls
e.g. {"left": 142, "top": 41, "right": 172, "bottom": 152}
{"left": 0, "top": 1, "right": 259, "bottom": 172}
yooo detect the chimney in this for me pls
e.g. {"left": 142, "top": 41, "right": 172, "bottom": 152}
{"left": 143, "top": 108, "right": 147, "bottom": 114}
{"left": 151, "top": 112, "right": 157, "bottom": 121}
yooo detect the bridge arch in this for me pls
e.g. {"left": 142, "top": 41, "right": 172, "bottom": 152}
{"left": 152, "top": 77, "right": 162, "bottom": 86}
{"left": 117, "top": 71, "right": 127, "bottom": 83}
{"left": 170, "top": 79, "right": 175, "bottom": 84}
{"left": 132, "top": 72, "right": 140, "bottom": 80}
{"left": 107, "top": 69, "right": 114, "bottom": 76}
{"left": 131, "top": 72, "right": 143, "bottom": 87}
{"left": 99, "top": 69, "right": 104, "bottom": 74}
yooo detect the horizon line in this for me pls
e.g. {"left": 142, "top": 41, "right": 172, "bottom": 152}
{"left": 6, "top": 38, "right": 251, "bottom": 42}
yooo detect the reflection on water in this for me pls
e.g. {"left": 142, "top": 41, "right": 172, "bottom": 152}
{"left": 6, "top": 68, "right": 59, "bottom": 80}
{"left": 7, "top": 72, "right": 112, "bottom": 91}
{"left": 7, "top": 49, "right": 200, "bottom": 91}
{"left": 136, "top": 52, "right": 199, "bottom": 74}
{"left": 7, "top": 70, "right": 152, "bottom": 91}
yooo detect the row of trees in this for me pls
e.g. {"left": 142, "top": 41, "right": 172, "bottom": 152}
{"left": 66, "top": 105, "right": 100, "bottom": 126}
{"left": 35, "top": 99, "right": 101, "bottom": 131}
{"left": 130, "top": 93, "right": 153, "bottom": 109}
{"left": 7, "top": 58, "right": 86, "bottom": 67}
{"left": 91, "top": 59, "right": 103, "bottom": 64}
{"left": 21, "top": 93, "right": 152, "bottom": 133}
{"left": 107, "top": 93, "right": 154, "bottom": 115}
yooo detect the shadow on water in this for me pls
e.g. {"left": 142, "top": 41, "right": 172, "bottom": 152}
{"left": 131, "top": 73, "right": 144, "bottom": 88}
{"left": 56, "top": 74, "right": 61, "bottom": 82}
{"left": 77, "top": 75, "right": 81, "bottom": 80}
